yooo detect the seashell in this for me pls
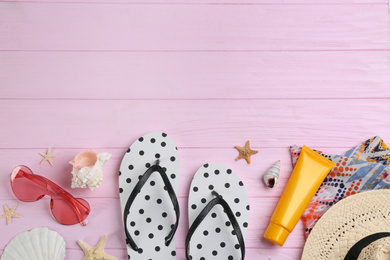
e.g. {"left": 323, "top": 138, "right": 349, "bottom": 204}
{"left": 263, "top": 160, "right": 280, "bottom": 188}
{"left": 70, "top": 150, "right": 111, "bottom": 191}
{"left": 1, "top": 227, "right": 65, "bottom": 260}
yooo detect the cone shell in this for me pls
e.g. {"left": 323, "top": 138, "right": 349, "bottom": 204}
{"left": 263, "top": 160, "right": 280, "bottom": 188}
{"left": 1, "top": 227, "right": 65, "bottom": 260}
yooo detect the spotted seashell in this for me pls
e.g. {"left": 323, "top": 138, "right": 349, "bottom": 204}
{"left": 263, "top": 160, "right": 280, "bottom": 188}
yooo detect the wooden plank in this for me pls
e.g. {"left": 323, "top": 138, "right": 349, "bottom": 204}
{"left": 0, "top": 147, "right": 350, "bottom": 200}
{"left": 0, "top": 99, "right": 389, "bottom": 149}
{"left": 1, "top": 2, "right": 388, "bottom": 260}
{"left": 1, "top": 3, "right": 389, "bottom": 51}
{"left": 0, "top": 248, "right": 303, "bottom": 260}
{"left": 0, "top": 197, "right": 306, "bottom": 251}
{"left": 1, "top": 51, "right": 390, "bottom": 99}
{"left": 2, "top": 0, "right": 387, "bottom": 4}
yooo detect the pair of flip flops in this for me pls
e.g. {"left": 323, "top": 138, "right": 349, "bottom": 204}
{"left": 119, "top": 132, "right": 250, "bottom": 260}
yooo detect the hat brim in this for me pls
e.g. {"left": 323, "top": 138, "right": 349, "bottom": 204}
{"left": 302, "top": 189, "right": 390, "bottom": 260}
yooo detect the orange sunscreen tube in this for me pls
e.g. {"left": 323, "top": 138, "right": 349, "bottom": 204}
{"left": 264, "top": 145, "right": 335, "bottom": 246}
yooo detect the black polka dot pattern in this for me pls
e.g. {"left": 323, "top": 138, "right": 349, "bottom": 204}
{"left": 187, "top": 163, "right": 250, "bottom": 260}
{"left": 119, "top": 132, "right": 180, "bottom": 259}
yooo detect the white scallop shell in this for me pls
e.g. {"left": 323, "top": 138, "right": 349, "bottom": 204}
{"left": 263, "top": 160, "right": 280, "bottom": 188}
{"left": 1, "top": 227, "right": 66, "bottom": 260}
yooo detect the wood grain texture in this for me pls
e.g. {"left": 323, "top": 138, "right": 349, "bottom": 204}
{"left": 1, "top": 0, "right": 390, "bottom": 259}
{"left": 1, "top": 3, "right": 389, "bottom": 51}
{"left": 2, "top": 0, "right": 387, "bottom": 3}
{"left": 0, "top": 248, "right": 304, "bottom": 260}
{"left": 1, "top": 99, "right": 389, "bottom": 149}
{"left": 1, "top": 51, "right": 390, "bottom": 99}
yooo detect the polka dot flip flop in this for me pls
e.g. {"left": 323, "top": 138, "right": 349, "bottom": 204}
{"left": 119, "top": 132, "right": 180, "bottom": 259}
{"left": 186, "top": 163, "right": 250, "bottom": 260}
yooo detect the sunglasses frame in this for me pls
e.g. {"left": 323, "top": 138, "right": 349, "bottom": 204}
{"left": 10, "top": 165, "right": 90, "bottom": 226}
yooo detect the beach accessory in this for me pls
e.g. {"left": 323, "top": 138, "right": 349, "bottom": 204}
{"left": 265, "top": 146, "right": 334, "bottom": 246}
{"left": 302, "top": 189, "right": 390, "bottom": 260}
{"left": 70, "top": 150, "right": 111, "bottom": 191}
{"left": 1, "top": 227, "right": 66, "bottom": 260}
{"left": 344, "top": 136, "right": 390, "bottom": 165}
{"left": 10, "top": 165, "right": 90, "bottom": 225}
{"left": 290, "top": 136, "right": 390, "bottom": 237}
{"left": 186, "top": 163, "right": 250, "bottom": 260}
{"left": 78, "top": 235, "right": 117, "bottom": 260}
{"left": 119, "top": 132, "right": 180, "bottom": 259}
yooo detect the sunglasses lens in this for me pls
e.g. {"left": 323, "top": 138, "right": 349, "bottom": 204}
{"left": 51, "top": 195, "right": 90, "bottom": 225}
{"left": 11, "top": 166, "right": 47, "bottom": 202}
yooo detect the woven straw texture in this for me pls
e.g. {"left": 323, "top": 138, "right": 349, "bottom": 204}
{"left": 357, "top": 237, "right": 390, "bottom": 260}
{"left": 302, "top": 190, "right": 390, "bottom": 260}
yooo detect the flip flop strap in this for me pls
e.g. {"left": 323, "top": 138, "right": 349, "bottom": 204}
{"left": 344, "top": 232, "right": 390, "bottom": 260}
{"left": 123, "top": 160, "right": 180, "bottom": 251}
{"left": 185, "top": 190, "right": 245, "bottom": 260}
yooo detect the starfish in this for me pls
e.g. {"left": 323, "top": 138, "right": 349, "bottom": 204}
{"left": 0, "top": 204, "right": 22, "bottom": 225}
{"left": 39, "top": 148, "right": 57, "bottom": 166}
{"left": 235, "top": 140, "right": 258, "bottom": 164}
{"left": 78, "top": 235, "right": 117, "bottom": 260}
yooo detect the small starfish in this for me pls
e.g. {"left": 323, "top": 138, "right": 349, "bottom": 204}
{"left": 235, "top": 140, "right": 258, "bottom": 164}
{"left": 78, "top": 235, "right": 117, "bottom": 260}
{"left": 0, "top": 204, "right": 22, "bottom": 225}
{"left": 39, "top": 148, "right": 57, "bottom": 166}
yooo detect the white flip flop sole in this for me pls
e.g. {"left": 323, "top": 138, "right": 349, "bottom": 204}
{"left": 119, "top": 132, "right": 180, "bottom": 259}
{"left": 187, "top": 163, "right": 250, "bottom": 260}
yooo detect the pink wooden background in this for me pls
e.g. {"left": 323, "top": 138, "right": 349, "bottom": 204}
{"left": 1, "top": 0, "right": 390, "bottom": 259}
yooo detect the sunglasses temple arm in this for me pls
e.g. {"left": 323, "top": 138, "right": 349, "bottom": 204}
{"left": 23, "top": 173, "right": 48, "bottom": 189}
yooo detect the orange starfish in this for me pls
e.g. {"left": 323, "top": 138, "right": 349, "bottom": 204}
{"left": 235, "top": 141, "right": 258, "bottom": 164}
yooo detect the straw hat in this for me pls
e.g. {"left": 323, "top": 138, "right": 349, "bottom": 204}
{"left": 302, "top": 190, "right": 390, "bottom": 260}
